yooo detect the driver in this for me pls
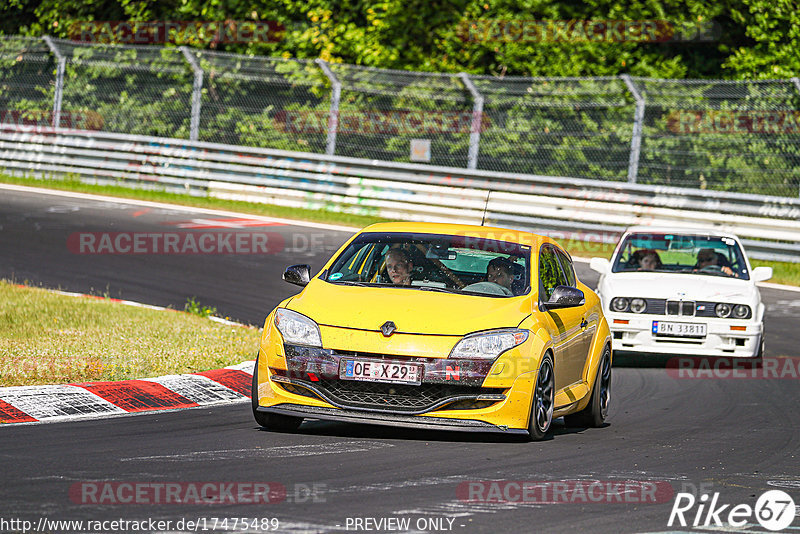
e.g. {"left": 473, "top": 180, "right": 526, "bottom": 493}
{"left": 695, "top": 248, "right": 735, "bottom": 276}
{"left": 486, "top": 257, "right": 514, "bottom": 291}
{"left": 385, "top": 248, "right": 414, "bottom": 286}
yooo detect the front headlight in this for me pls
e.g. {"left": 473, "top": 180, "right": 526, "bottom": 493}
{"left": 733, "top": 304, "right": 751, "bottom": 319}
{"left": 274, "top": 308, "right": 322, "bottom": 347}
{"left": 450, "top": 329, "right": 529, "bottom": 360}
{"left": 630, "top": 298, "right": 647, "bottom": 313}
{"left": 611, "top": 297, "right": 629, "bottom": 312}
{"left": 715, "top": 303, "right": 732, "bottom": 318}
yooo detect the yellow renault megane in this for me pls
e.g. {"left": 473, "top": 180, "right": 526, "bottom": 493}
{"left": 252, "top": 223, "right": 611, "bottom": 440}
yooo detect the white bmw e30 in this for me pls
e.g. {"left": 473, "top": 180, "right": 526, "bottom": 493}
{"left": 590, "top": 227, "right": 772, "bottom": 359}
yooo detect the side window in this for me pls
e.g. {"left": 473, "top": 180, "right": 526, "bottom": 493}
{"left": 539, "top": 246, "right": 567, "bottom": 301}
{"left": 556, "top": 249, "right": 576, "bottom": 287}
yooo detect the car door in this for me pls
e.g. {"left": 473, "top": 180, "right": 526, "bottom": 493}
{"left": 538, "top": 245, "right": 585, "bottom": 392}
{"left": 556, "top": 248, "right": 595, "bottom": 375}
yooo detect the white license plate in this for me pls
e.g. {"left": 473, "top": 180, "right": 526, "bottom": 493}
{"left": 652, "top": 321, "right": 707, "bottom": 338}
{"left": 340, "top": 359, "right": 421, "bottom": 385}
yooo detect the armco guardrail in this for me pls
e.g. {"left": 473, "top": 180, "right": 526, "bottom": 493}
{"left": 1, "top": 125, "right": 798, "bottom": 263}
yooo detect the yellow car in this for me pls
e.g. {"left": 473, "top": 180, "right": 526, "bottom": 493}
{"left": 252, "top": 223, "right": 611, "bottom": 440}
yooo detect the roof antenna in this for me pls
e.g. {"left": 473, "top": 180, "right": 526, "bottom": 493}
{"left": 480, "top": 190, "right": 491, "bottom": 226}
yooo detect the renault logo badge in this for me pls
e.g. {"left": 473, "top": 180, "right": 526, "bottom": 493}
{"left": 380, "top": 321, "right": 397, "bottom": 337}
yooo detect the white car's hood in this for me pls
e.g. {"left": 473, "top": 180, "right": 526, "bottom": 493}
{"left": 601, "top": 272, "right": 757, "bottom": 302}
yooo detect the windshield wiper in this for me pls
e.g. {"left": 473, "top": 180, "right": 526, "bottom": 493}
{"left": 414, "top": 286, "right": 458, "bottom": 293}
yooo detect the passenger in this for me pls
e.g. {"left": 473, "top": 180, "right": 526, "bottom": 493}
{"left": 631, "top": 249, "right": 662, "bottom": 271}
{"left": 695, "top": 248, "right": 735, "bottom": 276}
{"left": 385, "top": 248, "right": 414, "bottom": 286}
{"left": 486, "top": 257, "right": 514, "bottom": 291}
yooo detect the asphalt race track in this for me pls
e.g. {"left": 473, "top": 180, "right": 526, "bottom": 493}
{"left": 1, "top": 185, "right": 799, "bottom": 534}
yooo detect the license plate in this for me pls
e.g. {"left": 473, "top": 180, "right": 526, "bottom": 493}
{"left": 652, "top": 321, "right": 707, "bottom": 338}
{"left": 340, "top": 359, "right": 421, "bottom": 385}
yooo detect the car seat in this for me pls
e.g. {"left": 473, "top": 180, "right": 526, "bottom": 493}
{"left": 511, "top": 262, "right": 526, "bottom": 295}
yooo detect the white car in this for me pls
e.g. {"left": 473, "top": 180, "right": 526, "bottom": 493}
{"left": 590, "top": 227, "right": 772, "bottom": 359}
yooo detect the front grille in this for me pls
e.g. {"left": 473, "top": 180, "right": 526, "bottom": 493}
{"left": 295, "top": 377, "right": 502, "bottom": 413}
{"left": 280, "top": 382, "right": 320, "bottom": 400}
{"left": 644, "top": 298, "right": 666, "bottom": 315}
{"left": 667, "top": 300, "right": 695, "bottom": 316}
{"left": 614, "top": 299, "right": 750, "bottom": 319}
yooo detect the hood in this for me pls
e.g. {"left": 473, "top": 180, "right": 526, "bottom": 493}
{"left": 286, "top": 279, "right": 532, "bottom": 336}
{"left": 601, "top": 272, "right": 758, "bottom": 303}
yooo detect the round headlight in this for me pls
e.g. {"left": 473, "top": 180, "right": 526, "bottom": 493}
{"left": 611, "top": 297, "right": 629, "bottom": 312}
{"left": 630, "top": 298, "right": 647, "bottom": 314}
{"left": 733, "top": 304, "right": 750, "bottom": 319}
{"left": 715, "top": 303, "right": 732, "bottom": 318}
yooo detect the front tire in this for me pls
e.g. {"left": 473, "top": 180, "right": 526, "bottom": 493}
{"left": 251, "top": 353, "right": 303, "bottom": 431}
{"left": 528, "top": 354, "right": 554, "bottom": 441}
{"left": 564, "top": 345, "right": 611, "bottom": 428}
{"left": 749, "top": 334, "right": 764, "bottom": 368}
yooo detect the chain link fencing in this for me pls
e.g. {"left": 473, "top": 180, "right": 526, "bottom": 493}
{"left": 636, "top": 78, "right": 800, "bottom": 197}
{"left": 1, "top": 35, "right": 799, "bottom": 198}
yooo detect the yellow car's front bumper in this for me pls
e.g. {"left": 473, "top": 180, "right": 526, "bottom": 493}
{"left": 254, "top": 339, "right": 540, "bottom": 434}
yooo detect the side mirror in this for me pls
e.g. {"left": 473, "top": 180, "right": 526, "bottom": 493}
{"left": 283, "top": 264, "right": 311, "bottom": 287}
{"left": 543, "top": 285, "right": 585, "bottom": 310}
{"left": 751, "top": 266, "right": 773, "bottom": 283}
{"left": 590, "top": 257, "right": 611, "bottom": 275}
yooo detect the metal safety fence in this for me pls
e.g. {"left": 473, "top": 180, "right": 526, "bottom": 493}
{"left": 2, "top": 35, "right": 800, "bottom": 199}
{"left": 1, "top": 126, "right": 799, "bottom": 263}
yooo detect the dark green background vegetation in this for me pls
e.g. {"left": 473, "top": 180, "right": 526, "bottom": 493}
{"left": 3, "top": 0, "right": 798, "bottom": 79}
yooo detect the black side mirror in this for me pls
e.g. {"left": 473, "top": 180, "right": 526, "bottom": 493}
{"left": 543, "top": 285, "right": 585, "bottom": 310}
{"left": 283, "top": 264, "right": 311, "bottom": 287}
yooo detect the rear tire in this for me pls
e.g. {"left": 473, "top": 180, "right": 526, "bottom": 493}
{"left": 527, "top": 355, "right": 554, "bottom": 441}
{"left": 564, "top": 345, "right": 611, "bottom": 428}
{"left": 251, "top": 353, "right": 303, "bottom": 431}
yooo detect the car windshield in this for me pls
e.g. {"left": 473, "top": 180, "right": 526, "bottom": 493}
{"left": 325, "top": 232, "right": 532, "bottom": 297}
{"left": 611, "top": 233, "right": 750, "bottom": 280}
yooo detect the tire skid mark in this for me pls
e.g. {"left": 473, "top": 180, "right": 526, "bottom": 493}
{"left": 120, "top": 440, "right": 395, "bottom": 462}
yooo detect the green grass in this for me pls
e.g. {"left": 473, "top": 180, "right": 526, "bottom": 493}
{"left": 184, "top": 296, "right": 218, "bottom": 318}
{"left": 3, "top": 173, "right": 798, "bottom": 287}
{"left": 750, "top": 259, "right": 800, "bottom": 288}
{"left": 0, "top": 173, "right": 388, "bottom": 228}
{"left": 0, "top": 281, "right": 261, "bottom": 387}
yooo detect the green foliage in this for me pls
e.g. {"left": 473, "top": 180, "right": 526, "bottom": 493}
{"left": 3, "top": 0, "right": 797, "bottom": 79}
{"left": 184, "top": 296, "right": 217, "bottom": 318}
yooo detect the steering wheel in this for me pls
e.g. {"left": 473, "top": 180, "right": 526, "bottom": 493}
{"left": 462, "top": 282, "right": 513, "bottom": 296}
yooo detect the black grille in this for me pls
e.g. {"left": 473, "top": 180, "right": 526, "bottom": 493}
{"left": 301, "top": 378, "right": 500, "bottom": 413}
{"left": 644, "top": 298, "right": 666, "bottom": 314}
{"left": 695, "top": 301, "right": 718, "bottom": 318}
{"left": 614, "top": 299, "right": 750, "bottom": 319}
{"left": 666, "top": 300, "right": 695, "bottom": 316}
{"left": 280, "top": 382, "right": 320, "bottom": 400}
